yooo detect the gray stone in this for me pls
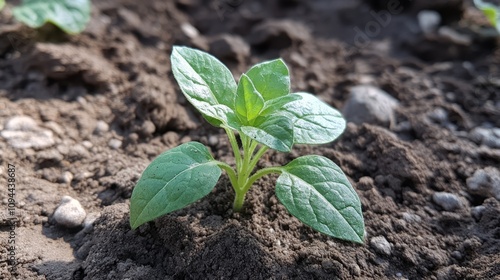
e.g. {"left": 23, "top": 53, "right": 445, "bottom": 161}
{"left": 53, "top": 196, "right": 86, "bottom": 228}
{"left": 94, "top": 120, "right": 109, "bottom": 135}
{"left": 139, "top": 120, "right": 155, "bottom": 136}
{"left": 471, "top": 205, "right": 486, "bottom": 221}
{"left": 370, "top": 236, "right": 392, "bottom": 256}
{"left": 466, "top": 167, "right": 500, "bottom": 200}
{"left": 209, "top": 34, "right": 250, "bottom": 62}
{"left": 343, "top": 85, "right": 399, "bottom": 127}
{"left": 108, "top": 139, "right": 122, "bottom": 149}
{"left": 469, "top": 127, "right": 500, "bottom": 149}
{"left": 402, "top": 212, "right": 422, "bottom": 223}
{"left": 180, "top": 22, "right": 199, "bottom": 39}
{"left": 60, "top": 171, "right": 74, "bottom": 184}
{"left": 428, "top": 108, "right": 448, "bottom": 123}
{"left": 418, "top": 10, "right": 441, "bottom": 34}
{"left": 248, "top": 20, "right": 311, "bottom": 49}
{"left": 432, "top": 192, "right": 463, "bottom": 211}
{"left": 208, "top": 135, "right": 219, "bottom": 146}
{"left": 1, "top": 116, "right": 55, "bottom": 149}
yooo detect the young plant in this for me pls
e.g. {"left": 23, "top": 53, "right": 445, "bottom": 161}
{"left": 6, "top": 0, "right": 91, "bottom": 34}
{"left": 474, "top": 0, "right": 500, "bottom": 33}
{"left": 129, "top": 46, "right": 365, "bottom": 243}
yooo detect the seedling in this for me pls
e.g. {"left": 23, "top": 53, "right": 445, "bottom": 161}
{"left": 3, "top": 0, "right": 91, "bottom": 34}
{"left": 474, "top": 0, "right": 500, "bottom": 33}
{"left": 129, "top": 46, "right": 365, "bottom": 243}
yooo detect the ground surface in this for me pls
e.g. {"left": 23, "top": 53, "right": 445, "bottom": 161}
{"left": 1, "top": 0, "right": 500, "bottom": 279}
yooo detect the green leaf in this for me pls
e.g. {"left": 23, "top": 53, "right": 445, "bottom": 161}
{"left": 12, "top": 0, "right": 91, "bottom": 34}
{"left": 0, "top": 0, "right": 5, "bottom": 10}
{"left": 275, "top": 155, "right": 365, "bottom": 243}
{"left": 246, "top": 59, "right": 290, "bottom": 101}
{"left": 171, "top": 46, "right": 238, "bottom": 128}
{"left": 260, "top": 93, "right": 302, "bottom": 116}
{"left": 474, "top": 0, "right": 500, "bottom": 32}
{"left": 241, "top": 115, "right": 294, "bottom": 152}
{"left": 130, "top": 142, "right": 221, "bottom": 229}
{"left": 279, "top": 92, "right": 345, "bottom": 145}
{"left": 235, "top": 74, "right": 265, "bottom": 123}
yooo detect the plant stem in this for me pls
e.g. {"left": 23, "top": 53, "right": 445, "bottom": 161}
{"left": 224, "top": 126, "right": 242, "bottom": 171}
{"left": 233, "top": 190, "right": 246, "bottom": 212}
{"left": 223, "top": 129, "right": 281, "bottom": 212}
{"left": 243, "top": 166, "right": 282, "bottom": 193}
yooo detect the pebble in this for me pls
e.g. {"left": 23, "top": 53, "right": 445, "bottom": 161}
{"left": 342, "top": 85, "right": 399, "bottom": 128}
{"left": 370, "top": 236, "right": 392, "bottom": 256}
{"left": 140, "top": 120, "right": 156, "bottom": 136}
{"left": 37, "top": 149, "right": 63, "bottom": 163}
{"left": 108, "top": 139, "right": 122, "bottom": 149}
{"left": 53, "top": 196, "right": 86, "bottom": 228}
{"left": 82, "top": 140, "right": 93, "bottom": 149}
{"left": 466, "top": 167, "right": 500, "bottom": 200}
{"left": 248, "top": 19, "right": 311, "bottom": 49}
{"left": 209, "top": 34, "right": 250, "bottom": 62}
{"left": 180, "top": 22, "right": 199, "bottom": 39}
{"left": 60, "top": 171, "right": 74, "bottom": 184}
{"left": 418, "top": 10, "right": 441, "bottom": 34}
{"left": 432, "top": 192, "right": 463, "bottom": 211}
{"left": 471, "top": 205, "right": 486, "bottom": 221}
{"left": 428, "top": 108, "right": 448, "bottom": 123}
{"left": 208, "top": 135, "right": 219, "bottom": 146}
{"left": 469, "top": 127, "right": 500, "bottom": 149}
{"left": 94, "top": 120, "right": 109, "bottom": 135}
{"left": 402, "top": 212, "right": 422, "bottom": 224}
{"left": 1, "top": 116, "right": 55, "bottom": 149}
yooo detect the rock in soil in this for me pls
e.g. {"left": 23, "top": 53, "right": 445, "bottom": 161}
{"left": 209, "top": 34, "right": 250, "bottom": 62}
{"left": 370, "top": 236, "right": 392, "bottom": 256}
{"left": 342, "top": 85, "right": 399, "bottom": 128}
{"left": 53, "top": 196, "right": 87, "bottom": 228}
{"left": 248, "top": 19, "right": 311, "bottom": 49}
{"left": 466, "top": 167, "right": 500, "bottom": 200}
{"left": 1, "top": 116, "right": 55, "bottom": 149}
{"left": 432, "top": 192, "right": 464, "bottom": 211}
{"left": 469, "top": 127, "right": 500, "bottom": 149}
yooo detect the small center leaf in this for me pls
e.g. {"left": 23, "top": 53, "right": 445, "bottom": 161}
{"left": 235, "top": 74, "right": 265, "bottom": 123}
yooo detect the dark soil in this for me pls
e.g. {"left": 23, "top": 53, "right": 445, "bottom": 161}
{"left": 1, "top": 0, "right": 499, "bottom": 279}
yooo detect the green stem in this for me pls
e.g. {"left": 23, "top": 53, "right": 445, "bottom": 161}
{"left": 233, "top": 191, "right": 246, "bottom": 212}
{"left": 215, "top": 161, "right": 238, "bottom": 188}
{"left": 224, "top": 126, "right": 242, "bottom": 171}
{"left": 221, "top": 130, "right": 280, "bottom": 212}
{"left": 243, "top": 167, "right": 282, "bottom": 193}
{"left": 247, "top": 145, "right": 268, "bottom": 174}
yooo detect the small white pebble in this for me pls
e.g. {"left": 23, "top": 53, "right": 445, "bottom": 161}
{"left": 53, "top": 196, "right": 86, "bottom": 228}
{"left": 60, "top": 171, "right": 74, "bottom": 184}
{"left": 82, "top": 140, "right": 93, "bottom": 149}
{"left": 208, "top": 135, "right": 219, "bottom": 146}
{"left": 94, "top": 120, "right": 109, "bottom": 135}
{"left": 370, "top": 236, "right": 392, "bottom": 256}
{"left": 108, "top": 139, "right": 122, "bottom": 149}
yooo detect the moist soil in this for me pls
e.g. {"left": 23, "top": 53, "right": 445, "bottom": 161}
{"left": 1, "top": 0, "right": 500, "bottom": 279}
